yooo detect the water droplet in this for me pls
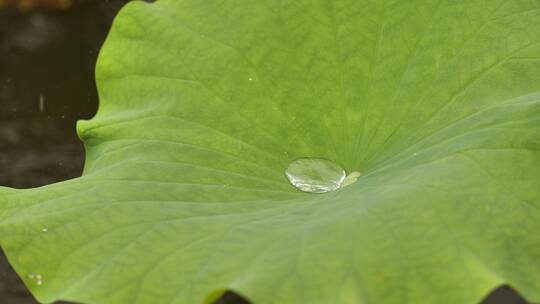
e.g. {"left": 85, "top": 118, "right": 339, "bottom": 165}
{"left": 28, "top": 273, "right": 43, "bottom": 286}
{"left": 248, "top": 77, "right": 253, "bottom": 81}
{"left": 285, "top": 158, "right": 346, "bottom": 193}
{"left": 42, "top": 228, "right": 48, "bottom": 232}
{"left": 342, "top": 171, "right": 361, "bottom": 188}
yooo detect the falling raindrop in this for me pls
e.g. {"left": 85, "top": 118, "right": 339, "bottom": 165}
{"left": 38, "top": 93, "right": 45, "bottom": 113}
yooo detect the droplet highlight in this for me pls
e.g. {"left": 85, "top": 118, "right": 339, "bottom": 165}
{"left": 28, "top": 273, "right": 43, "bottom": 286}
{"left": 285, "top": 158, "right": 346, "bottom": 193}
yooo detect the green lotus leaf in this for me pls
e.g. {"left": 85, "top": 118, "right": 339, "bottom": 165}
{"left": 1, "top": 0, "right": 540, "bottom": 303}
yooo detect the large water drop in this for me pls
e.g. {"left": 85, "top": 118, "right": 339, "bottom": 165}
{"left": 285, "top": 158, "right": 346, "bottom": 193}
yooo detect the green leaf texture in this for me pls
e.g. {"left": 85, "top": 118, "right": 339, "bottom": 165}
{"left": 1, "top": 0, "right": 540, "bottom": 303}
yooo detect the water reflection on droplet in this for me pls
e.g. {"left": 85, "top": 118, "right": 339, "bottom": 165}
{"left": 285, "top": 158, "right": 346, "bottom": 193}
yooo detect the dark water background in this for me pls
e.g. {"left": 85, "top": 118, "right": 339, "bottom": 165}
{"left": 0, "top": 1, "right": 531, "bottom": 303}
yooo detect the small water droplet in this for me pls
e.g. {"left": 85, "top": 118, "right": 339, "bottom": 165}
{"left": 285, "top": 158, "right": 346, "bottom": 193}
{"left": 248, "top": 77, "right": 253, "bottom": 81}
{"left": 42, "top": 228, "right": 48, "bottom": 232}
{"left": 28, "top": 273, "right": 43, "bottom": 286}
{"left": 342, "top": 171, "right": 361, "bottom": 188}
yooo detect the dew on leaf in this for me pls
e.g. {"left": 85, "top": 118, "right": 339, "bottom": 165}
{"left": 342, "top": 171, "right": 361, "bottom": 188}
{"left": 28, "top": 273, "right": 43, "bottom": 286}
{"left": 285, "top": 158, "right": 346, "bottom": 193}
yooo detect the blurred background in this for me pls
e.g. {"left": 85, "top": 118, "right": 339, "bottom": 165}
{"left": 0, "top": 0, "right": 532, "bottom": 303}
{"left": 0, "top": 0, "right": 127, "bottom": 302}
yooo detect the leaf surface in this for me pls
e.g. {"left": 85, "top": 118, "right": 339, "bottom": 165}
{"left": 1, "top": 1, "right": 540, "bottom": 303}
